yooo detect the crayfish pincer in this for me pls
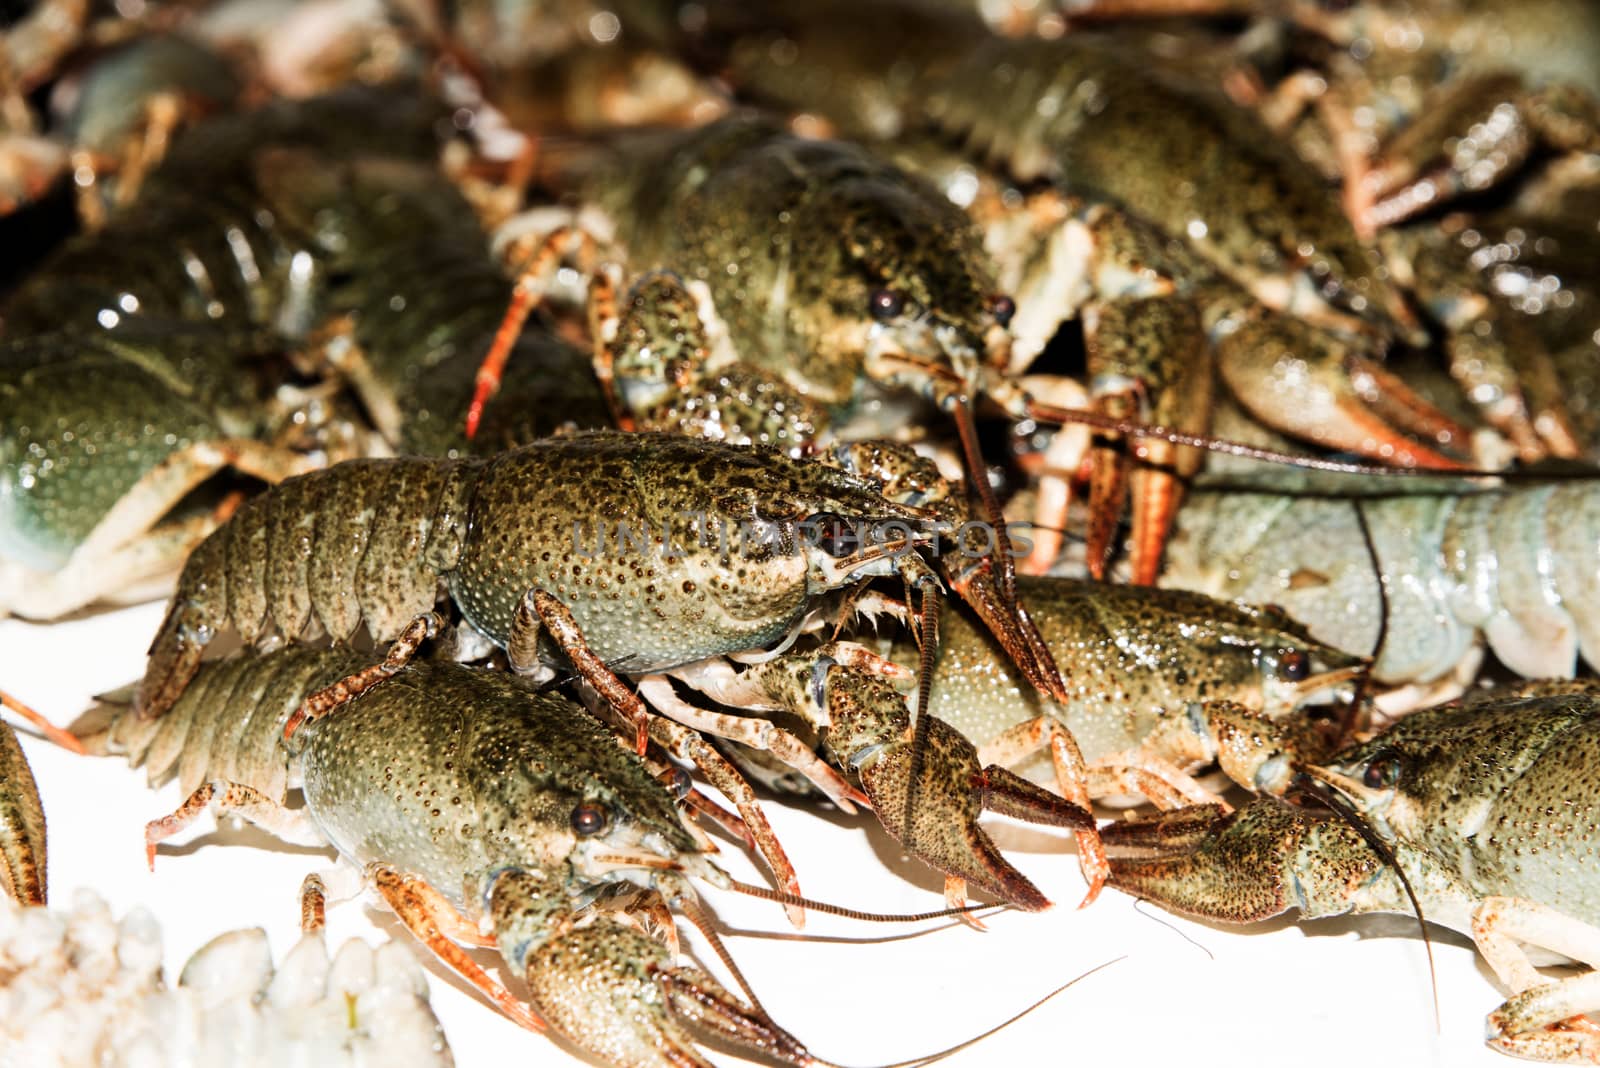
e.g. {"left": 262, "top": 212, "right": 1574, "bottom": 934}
{"left": 1106, "top": 686, "right": 1600, "bottom": 1063}
{"left": 672, "top": 641, "right": 1098, "bottom": 913}
{"left": 87, "top": 643, "right": 818, "bottom": 1068}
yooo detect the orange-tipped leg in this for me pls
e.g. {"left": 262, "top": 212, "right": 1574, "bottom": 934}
{"left": 944, "top": 876, "right": 986, "bottom": 931}
{"left": 645, "top": 717, "right": 805, "bottom": 929}
{"left": 1125, "top": 443, "right": 1188, "bottom": 587}
{"left": 1085, "top": 428, "right": 1129, "bottom": 582}
{"left": 372, "top": 864, "right": 546, "bottom": 1032}
{"left": 1, "top": 690, "right": 84, "bottom": 754}
{"left": 144, "top": 780, "right": 326, "bottom": 871}
{"left": 1012, "top": 376, "right": 1093, "bottom": 576}
{"left": 586, "top": 262, "right": 636, "bottom": 430}
{"left": 1084, "top": 402, "right": 1194, "bottom": 585}
{"left": 467, "top": 225, "right": 599, "bottom": 438}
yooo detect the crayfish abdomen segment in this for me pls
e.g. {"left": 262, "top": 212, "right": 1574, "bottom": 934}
{"left": 137, "top": 456, "right": 476, "bottom": 719}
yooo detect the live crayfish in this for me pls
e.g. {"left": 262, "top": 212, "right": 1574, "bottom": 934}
{"left": 136, "top": 431, "right": 936, "bottom": 719}
{"left": 655, "top": 563, "right": 1368, "bottom": 803}
{"left": 595, "top": 554, "right": 1370, "bottom": 913}
{"left": 80, "top": 640, "right": 821, "bottom": 1068}
{"left": 1107, "top": 683, "right": 1600, "bottom": 1063}
{"left": 696, "top": 0, "right": 1412, "bottom": 344}
{"left": 474, "top": 112, "right": 1013, "bottom": 441}
{"left": 887, "top": 574, "right": 1366, "bottom": 807}
{"left": 8, "top": 6, "right": 1600, "bottom": 1067}
{"left": 0, "top": 85, "right": 447, "bottom": 621}
{"left": 469, "top": 111, "right": 1039, "bottom": 595}
{"left": 1163, "top": 471, "right": 1600, "bottom": 710}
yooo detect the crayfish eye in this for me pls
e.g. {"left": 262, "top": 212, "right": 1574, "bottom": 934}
{"left": 869, "top": 287, "right": 906, "bottom": 321}
{"left": 989, "top": 294, "right": 1016, "bottom": 328}
{"left": 1361, "top": 750, "right": 1402, "bottom": 790}
{"left": 805, "top": 511, "right": 856, "bottom": 557}
{"left": 660, "top": 766, "right": 691, "bottom": 801}
{"left": 570, "top": 804, "right": 608, "bottom": 836}
{"left": 1279, "top": 649, "right": 1311, "bottom": 682}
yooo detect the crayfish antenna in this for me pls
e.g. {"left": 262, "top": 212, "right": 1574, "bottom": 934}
{"left": 1293, "top": 772, "right": 1441, "bottom": 1034}
{"left": 801, "top": 956, "right": 1127, "bottom": 1068}
{"left": 1020, "top": 400, "right": 1514, "bottom": 478}
{"left": 902, "top": 572, "right": 941, "bottom": 888}
{"left": 721, "top": 876, "right": 1005, "bottom": 924}
{"left": 951, "top": 395, "right": 1017, "bottom": 606}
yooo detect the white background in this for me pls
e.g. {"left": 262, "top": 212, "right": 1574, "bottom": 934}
{"left": 3, "top": 602, "right": 1516, "bottom": 1068}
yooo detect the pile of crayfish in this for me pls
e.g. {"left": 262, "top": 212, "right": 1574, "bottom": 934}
{"left": 4, "top": 1, "right": 1600, "bottom": 1065}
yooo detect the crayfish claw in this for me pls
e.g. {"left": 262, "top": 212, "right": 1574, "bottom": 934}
{"left": 1081, "top": 293, "right": 1211, "bottom": 585}
{"left": 865, "top": 715, "right": 1056, "bottom": 913}
{"left": 1103, "top": 800, "right": 1374, "bottom": 925}
{"left": 978, "top": 763, "right": 1104, "bottom": 907}
{"left": 1215, "top": 315, "right": 1476, "bottom": 470}
{"left": 658, "top": 965, "right": 814, "bottom": 1067}
{"left": 521, "top": 918, "right": 811, "bottom": 1068}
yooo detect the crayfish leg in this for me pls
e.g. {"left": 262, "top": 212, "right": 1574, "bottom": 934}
{"left": 587, "top": 261, "right": 635, "bottom": 430}
{"left": 637, "top": 674, "right": 865, "bottom": 812}
{"left": 144, "top": 779, "right": 325, "bottom": 870}
{"left": 282, "top": 613, "right": 441, "bottom": 741}
{"left": 976, "top": 713, "right": 1109, "bottom": 904}
{"left": 468, "top": 224, "right": 601, "bottom": 438}
{"left": 519, "top": 589, "right": 652, "bottom": 755}
{"left": 943, "top": 876, "right": 985, "bottom": 931}
{"left": 1473, "top": 896, "right": 1600, "bottom": 1063}
{"left": 646, "top": 717, "right": 805, "bottom": 929}
{"left": 1, "top": 690, "right": 83, "bottom": 755}
{"left": 1011, "top": 375, "right": 1091, "bottom": 577}
{"left": 372, "top": 864, "right": 546, "bottom": 1033}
